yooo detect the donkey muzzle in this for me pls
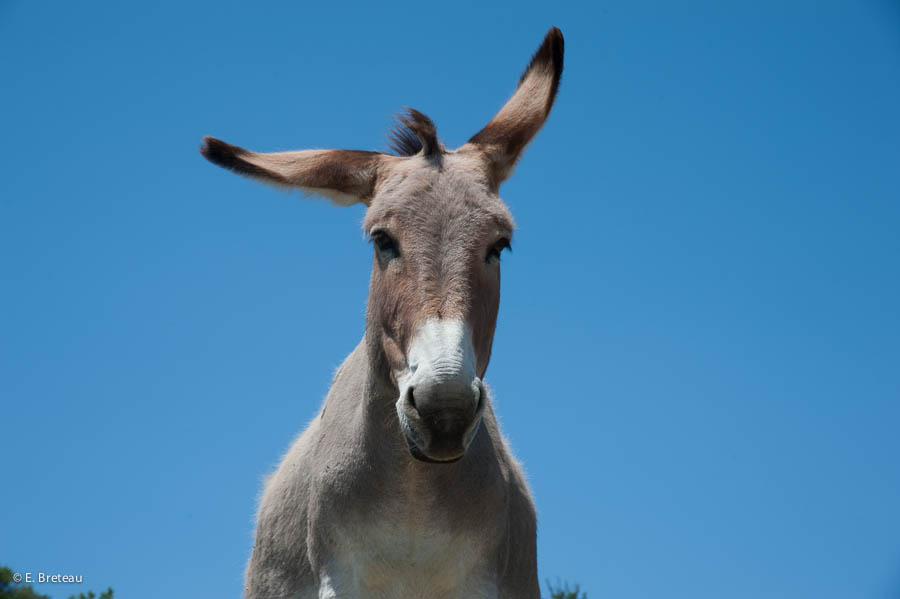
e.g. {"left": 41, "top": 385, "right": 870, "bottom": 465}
{"left": 395, "top": 318, "right": 485, "bottom": 462}
{"left": 398, "top": 378, "right": 485, "bottom": 463}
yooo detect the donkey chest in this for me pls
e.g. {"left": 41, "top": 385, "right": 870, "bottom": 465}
{"left": 323, "top": 516, "right": 498, "bottom": 598}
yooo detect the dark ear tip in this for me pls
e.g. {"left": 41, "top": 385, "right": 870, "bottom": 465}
{"left": 199, "top": 136, "right": 213, "bottom": 158}
{"left": 200, "top": 136, "right": 241, "bottom": 168}
{"left": 200, "top": 135, "right": 221, "bottom": 158}
{"left": 520, "top": 27, "right": 564, "bottom": 88}
{"left": 198, "top": 136, "right": 280, "bottom": 182}
{"left": 543, "top": 26, "right": 565, "bottom": 65}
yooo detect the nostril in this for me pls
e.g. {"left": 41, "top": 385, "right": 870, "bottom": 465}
{"left": 475, "top": 384, "right": 485, "bottom": 413}
{"left": 407, "top": 387, "right": 417, "bottom": 410}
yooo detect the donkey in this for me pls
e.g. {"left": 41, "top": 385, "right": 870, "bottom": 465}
{"left": 201, "top": 27, "right": 564, "bottom": 599}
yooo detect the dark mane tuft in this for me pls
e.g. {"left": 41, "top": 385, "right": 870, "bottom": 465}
{"left": 387, "top": 108, "right": 442, "bottom": 157}
{"left": 387, "top": 120, "right": 422, "bottom": 157}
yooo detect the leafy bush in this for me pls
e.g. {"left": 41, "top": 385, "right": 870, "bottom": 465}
{"left": 546, "top": 578, "right": 587, "bottom": 598}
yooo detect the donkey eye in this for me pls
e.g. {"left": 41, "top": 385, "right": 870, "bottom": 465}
{"left": 486, "top": 238, "right": 511, "bottom": 264}
{"left": 371, "top": 230, "right": 400, "bottom": 261}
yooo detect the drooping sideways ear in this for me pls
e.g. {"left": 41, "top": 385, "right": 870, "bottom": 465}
{"left": 200, "top": 136, "right": 391, "bottom": 206}
{"left": 461, "top": 27, "right": 564, "bottom": 187}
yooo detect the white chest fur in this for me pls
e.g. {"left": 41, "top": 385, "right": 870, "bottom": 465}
{"left": 317, "top": 517, "right": 499, "bottom": 599}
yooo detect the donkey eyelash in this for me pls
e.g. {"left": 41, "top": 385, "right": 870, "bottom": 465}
{"left": 486, "top": 238, "right": 512, "bottom": 263}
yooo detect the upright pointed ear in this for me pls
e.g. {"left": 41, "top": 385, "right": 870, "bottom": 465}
{"left": 200, "top": 137, "right": 391, "bottom": 206}
{"left": 461, "top": 27, "right": 564, "bottom": 187}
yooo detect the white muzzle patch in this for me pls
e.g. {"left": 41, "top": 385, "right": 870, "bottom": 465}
{"left": 397, "top": 318, "right": 479, "bottom": 401}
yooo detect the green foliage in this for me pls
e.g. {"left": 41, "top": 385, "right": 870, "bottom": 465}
{"left": 0, "top": 566, "right": 111, "bottom": 599}
{"left": 546, "top": 578, "right": 587, "bottom": 599}
{"left": 0, "top": 567, "right": 49, "bottom": 599}
{"left": 68, "top": 590, "right": 113, "bottom": 599}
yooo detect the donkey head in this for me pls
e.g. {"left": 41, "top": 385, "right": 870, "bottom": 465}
{"left": 201, "top": 28, "right": 563, "bottom": 463}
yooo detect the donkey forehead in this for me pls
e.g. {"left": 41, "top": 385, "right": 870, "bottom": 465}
{"left": 363, "top": 153, "right": 515, "bottom": 235}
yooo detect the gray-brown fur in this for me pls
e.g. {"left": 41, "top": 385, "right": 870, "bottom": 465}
{"left": 201, "top": 27, "right": 563, "bottom": 598}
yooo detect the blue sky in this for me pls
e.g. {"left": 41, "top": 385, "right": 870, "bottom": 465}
{"left": 2, "top": 1, "right": 899, "bottom": 597}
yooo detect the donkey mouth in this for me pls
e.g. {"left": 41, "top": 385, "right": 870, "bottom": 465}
{"left": 404, "top": 433, "right": 465, "bottom": 464}
{"left": 398, "top": 407, "right": 481, "bottom": 464}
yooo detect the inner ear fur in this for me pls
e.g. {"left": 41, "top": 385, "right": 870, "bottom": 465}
{"left": 200, "top": 136, "right": 392, "bottom": 206}
{"left": 460, "top": 27, "right": 564, "bottom": 187}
